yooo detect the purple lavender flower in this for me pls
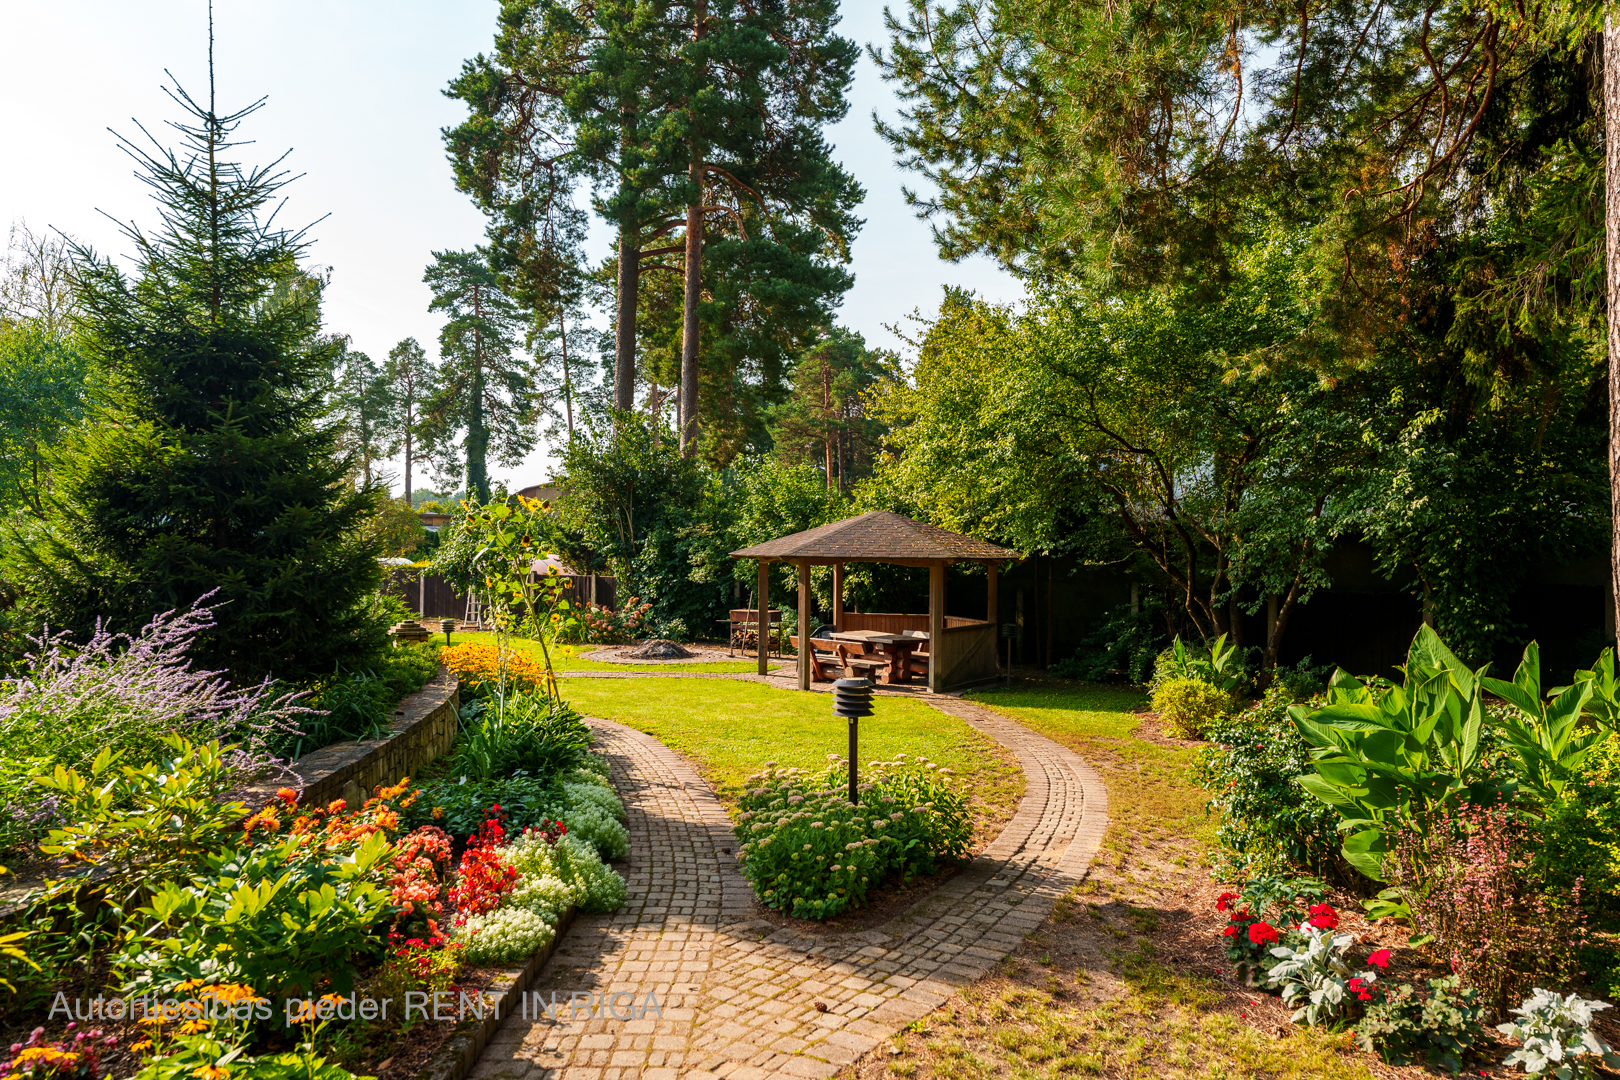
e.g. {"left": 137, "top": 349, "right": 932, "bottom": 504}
{"left": 0, "top": 591, "right": 312, "bottom": 846}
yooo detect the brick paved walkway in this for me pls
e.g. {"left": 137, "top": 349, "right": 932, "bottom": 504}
{"left": 471, "top": 693, "right": 1107, "bottom": 1080}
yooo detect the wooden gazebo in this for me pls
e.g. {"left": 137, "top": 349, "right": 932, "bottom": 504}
{"left": 730, "top": 511, "right": 1019, "bottom": 693}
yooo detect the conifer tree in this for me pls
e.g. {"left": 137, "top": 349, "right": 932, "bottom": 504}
{"left": 329, "top": 341, "right": 397, "bottom": 487}
{"left": 419, "top": 249, "right": 535, "bottom": 501}
{"left": 382, "top": 337, "right": 435, "bottom": 503}
{"left": 768, "top": 330, "right": 895, "bottom": 493}
{"left": 0, "top": 70, "right": 385, "bottom": 682}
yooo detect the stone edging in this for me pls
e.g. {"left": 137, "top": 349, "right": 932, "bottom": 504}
{"left": 413, "top": 907, "right": 577, "bottom": 1080}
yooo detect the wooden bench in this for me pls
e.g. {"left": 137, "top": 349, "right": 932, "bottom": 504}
{"left": 788, "top": 635, "right": 842, "bottom": 682}
{"left": 835, "top": 643, "right": 888, "bottom": 680}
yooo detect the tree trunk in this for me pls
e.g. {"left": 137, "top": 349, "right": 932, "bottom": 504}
{"left": 679, "top": 0, "right": 707, "bottom": 458}
{"left": 403, "top": 408, "right": 413, "bottom": 505}
{"left": 823, "top": 362, "right": 834, "bottom": 489}
{"left": 614, "top": 202, "right": 639, "bottom": 414}
{"left": 559, "top": 310, "right": 575, "bottom": 436}
{"left": 1607, "top": 18, "right": 1620, "bottom": 635}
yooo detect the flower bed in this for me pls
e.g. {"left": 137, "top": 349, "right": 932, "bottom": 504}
{"left": 0, "top": 667, "right": 628, "bottom": 1080}
{"left": 733, "top": 754, "right": 971, "bottom": 920}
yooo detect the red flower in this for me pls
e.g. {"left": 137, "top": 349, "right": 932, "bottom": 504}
{"left": 1247, "top": 922, "right": 1279, "bottom": 946}
{"left": 1307, "top": 903, "right": 1339, "bottom": 930}
{"left": 1223, "top": 925, "right": 1238, "bottom": 938}
{"left": 1367, "top": 948, "right": 1391, "bottom": 969}
{"left": 1216, "top": 892, "right": 1239, "bottom": 912}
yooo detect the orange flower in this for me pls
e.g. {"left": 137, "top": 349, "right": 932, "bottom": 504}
{"left": 193, "top": 1065, "right": 230, "bottom": 1080}
{"left": 276, "top": 787, "right": 298, "bottom": 805}
{"left": 326, "top": 798, "right": 347, "bottom": 814}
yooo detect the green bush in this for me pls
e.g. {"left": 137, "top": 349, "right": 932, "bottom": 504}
{"left": 1530, "top": 734, "right": 1620, "bottom": 923}
{"left": 734, "top": 756, "right": 972, "bottom": 920}
{"left": 1151, "top": 676, "right": 1232, "bottom": 739}
{"left": 1051, "top": 601, "right": 1167, "bottom": 684}
{"left": 268, "top": 644, "right": 440, "bottom": 759}
{"left": 118, "top": 830, "right": 393, "bottom": 999}
{"left": 445, "top": 691, "right": 593, "bottom": 781}
{"left": 1192, "top": 687, "right": 1344, "bottom": 878}
{"left": 1354, "top": 976, "right": 1486, "bottom": 1073}
{"left": 1150, "top": 633, "right": 1249, "bottom": 696}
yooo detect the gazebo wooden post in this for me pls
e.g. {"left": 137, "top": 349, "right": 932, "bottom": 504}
{"left": 797, "top": 561, "right": 812, "bottom": 691}
{"left": 928, "top": 561, "right": 946, "bottom": 693}
{"left": 987, "top": 561, "right": 999, "bottom": 627}
{"left": 831, "top": 562, "right": 844, "bottom": 630}
{"left": 757, "top": 559, "right": 770, "bottom": 676}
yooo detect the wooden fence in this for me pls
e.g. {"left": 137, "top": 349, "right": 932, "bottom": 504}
{"left": 385, "top": 572, "right": 616, "bottom": 623}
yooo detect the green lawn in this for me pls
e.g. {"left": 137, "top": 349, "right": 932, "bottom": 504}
{"left": 444, "top": 631, "right": 767, "bottom": 673}
{"left": 964, "top": 682, "right": 1212, "bottom": 845}
{"left": 558, "top": 675, "right": 1025, "bottom": 846}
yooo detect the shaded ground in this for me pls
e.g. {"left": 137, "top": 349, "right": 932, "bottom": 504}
{"left": 835, "top": 677, "right": 1572, "bottom": 1080}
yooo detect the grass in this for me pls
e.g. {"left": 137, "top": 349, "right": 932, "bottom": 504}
{"left": 833, "top": 678, "right": 1400, "bottom": 1080}
{"left": 560, "top": 677, "right": 1024, "bottom": 842}
{"left": 442, "top": 631, "right": 767, "bottom": 673}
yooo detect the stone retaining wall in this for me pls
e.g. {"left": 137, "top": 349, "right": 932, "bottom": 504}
{"left": 241, "top": 665, "right": 461, "bottom": 811}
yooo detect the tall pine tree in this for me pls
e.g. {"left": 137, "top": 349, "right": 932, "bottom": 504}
{"left": 419, "top": 249, "right": 535, "bottom": 501}
{"left": 0, "top": 72, "right": 385, "bottom": 682}
{"left": 329, "top": 341, "right": 397, "bottom": 487}
{"left": 382, "top": 337, "right": 435, "bottom": 503}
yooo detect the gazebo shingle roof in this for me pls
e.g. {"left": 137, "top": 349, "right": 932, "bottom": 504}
{"left": 729, "top": 511, "right": 1017, "bottom": 562}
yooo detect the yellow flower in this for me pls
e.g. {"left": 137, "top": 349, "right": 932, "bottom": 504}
{"left": 178, "top": 1020, "right": 210, "bottom": 1035}
{"left": 193, "top": 1065, "right": 230, "bottom": 1080}
{"left": 130, "top": 1041, "right": 154, "bottom": 1054}
{"left": 177, "top": 978, "right": 207, "bottom": 992}
{"left": 432, "top": 806, "right": 444, "bottom": 820}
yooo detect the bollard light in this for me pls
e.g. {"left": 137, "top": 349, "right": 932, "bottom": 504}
{"left": 832, "top": 678, "right": 873, "bottom": 803}
{"left": 440, "top": 618, "right": 456, "bottom": 646}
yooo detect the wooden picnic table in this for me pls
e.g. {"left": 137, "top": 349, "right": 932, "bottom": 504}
{"left": 827, "top": 630, "right": 929, "bottom": 684}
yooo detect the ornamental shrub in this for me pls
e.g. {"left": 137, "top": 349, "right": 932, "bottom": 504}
{"left": 553, "top": 599, "right": 656, "bottom": 645}
{"left": 1530, "top": 734, "right": 1620, "bottom": 923}
{"left": 734, "top": 755, "right": 973, "bottom": 920}
{"left": 1192, "top": 687, "right": 1344, "bottom": 878}
{"left": 1355, "top": 976, "right": 1485, "bottom": 1073}
{"left": 1151, "top": 677, "right": 1232, "bottom": 740}
{"left": 1389, "top": 804, "right": 1586, "bottom": 1019}
{"left": 1265, "top": 921, "right": 1384, "bottom": 1026}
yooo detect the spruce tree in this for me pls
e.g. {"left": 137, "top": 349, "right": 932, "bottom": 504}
{"left": 418, "top": 249, "right": 535, "bottom": 501}
{"left": 1, "top": 73, "right": 386, "bottom": 682}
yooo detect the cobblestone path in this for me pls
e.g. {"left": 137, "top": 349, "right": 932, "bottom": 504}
{"left": 471, "top": 694, "right": 1107, "bottom": 1080}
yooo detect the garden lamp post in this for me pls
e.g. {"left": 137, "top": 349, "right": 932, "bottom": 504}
{"left": 832, "top": 678, "right": 873, "bottom": 803}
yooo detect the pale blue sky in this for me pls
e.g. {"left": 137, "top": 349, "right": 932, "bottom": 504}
{"left": 0, "top": 1, "right": 1020, "bottom": 490}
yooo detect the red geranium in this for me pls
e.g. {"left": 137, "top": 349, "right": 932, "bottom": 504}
{"left": 1367, "top": 948, "right": 1391, "bottom": 969}
{"left": 1307, "top": 903, "right": 1339, "bottom": 930}
{"left": 1247, "top": 921, "right": 1279, "bottom": 946}
{"left": 1216, "top": 892, "right": 1239, "bottom": 912}
{"left": 1223, "top": 925, "right": 1238, "bottom": 938}
{"left": 1347, "top": 977, "right": 1375, "bottom": 1002}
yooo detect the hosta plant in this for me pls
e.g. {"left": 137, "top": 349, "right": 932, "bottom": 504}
{"left": 1497, "top": 989, "right": 1620, "bottom": 1078}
